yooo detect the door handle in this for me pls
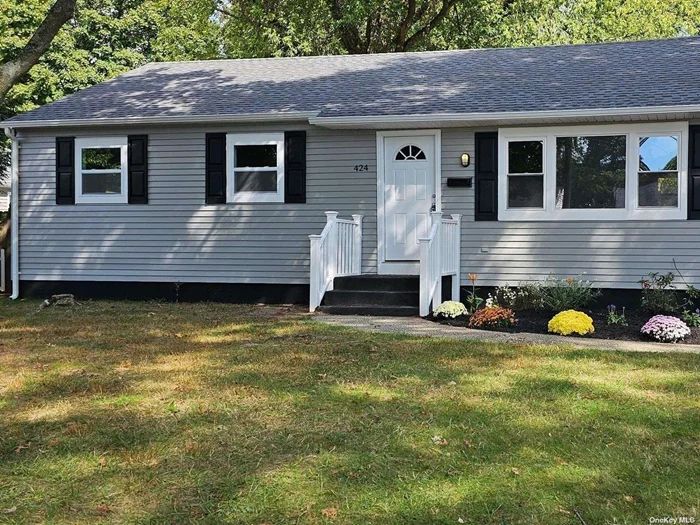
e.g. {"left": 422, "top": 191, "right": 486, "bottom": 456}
{"left": 430, "top": 194, "right": 436, "bottom": 212}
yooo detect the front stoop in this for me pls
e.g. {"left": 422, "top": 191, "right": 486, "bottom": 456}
{"left": 317, "top": 275, "right": 420, "bottom": 316}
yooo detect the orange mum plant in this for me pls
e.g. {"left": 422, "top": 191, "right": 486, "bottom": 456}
{"left": 468, "top": 306, "right": 516, "bottom": 329}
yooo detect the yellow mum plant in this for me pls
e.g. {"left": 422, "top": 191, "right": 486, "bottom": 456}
{"left": 548, "top": 310, "right": 594, "bottom": 336}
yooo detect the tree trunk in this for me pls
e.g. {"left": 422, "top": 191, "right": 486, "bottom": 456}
{"left": 0, "top": 0, "right": 77, "bottom": 100}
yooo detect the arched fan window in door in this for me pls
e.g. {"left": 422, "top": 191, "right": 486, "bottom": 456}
{"left": 395, "top": 145, "right": 426, "bottom": 161}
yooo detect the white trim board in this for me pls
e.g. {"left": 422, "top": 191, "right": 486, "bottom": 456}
{"left": 2, "top": 112, "right": 318, "bottom": 130}
{"left": 376, "top": 129, "right": 441, "bottom": 275}
{"left": 74, "top": 137, "right": 129, "bottom": 205}
{"left": 310, "top": 105, "right": 700, "bottom": 128}
{"left": 226, "top": 132, "right": 285, "bottom": 203}
{"left": 6, "top": 104, "right": 700, "bottom": 131}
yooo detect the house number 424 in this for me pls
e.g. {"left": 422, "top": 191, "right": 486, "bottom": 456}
{"left": 353, "top": 164, "right": 369, "bottom": 172}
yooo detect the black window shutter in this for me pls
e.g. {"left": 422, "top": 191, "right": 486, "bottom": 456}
{"left": 284, "top": 130, "right": 306, "bottom": 203}
{"left": 56, "top": 137, "right": 75, "bottom": 205}
{"left": 475, "top": 132, "right": 498, "bottom": 221}
{"left": 689, "top": 126, "right": 700, "bottom": 219}
{"left": 205, "top": 133, "right": 227, "bottom": 204}
{"left": 128, "top": 135, "right": 148, "bottom": 204}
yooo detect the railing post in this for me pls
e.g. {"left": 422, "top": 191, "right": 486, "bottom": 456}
{"left": 352, "top": 214, "right": 363, "bottom": 275}
{"left": 325, "top": 212, "right": 338, "bottom": 291}
{"left": 431, "top": 212, "right": 443, "bottom": 310}
{"left": 309, "top": 234, "right": 321, "bottom": 312}
{"left": 0, "top": 248, "right": 5, "bottom": 293}
{"left": 451, "top": 214, "right": 461, "bottom": 301}
{"left": 419, "top": 238, "right": 430, "bottom": 317}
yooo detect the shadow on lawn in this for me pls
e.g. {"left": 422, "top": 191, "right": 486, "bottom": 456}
{"left": 0, "top": 308, "right": 698, "bottom": 523}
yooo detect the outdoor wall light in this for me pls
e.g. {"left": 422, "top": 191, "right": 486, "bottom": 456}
{"left": 460, "top": 153, "right": 471, "bottom": 167}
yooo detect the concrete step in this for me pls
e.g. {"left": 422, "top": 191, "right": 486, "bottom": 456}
{"left": 333, "top": 274, "right": 419, "bottom": 292}
{"left": 317, "top": 305, "right": 419, "bottom": 317}
{"left": 322, "top": 290, "right": 419, "bottom": 307}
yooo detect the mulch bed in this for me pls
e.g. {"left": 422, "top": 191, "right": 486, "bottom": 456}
{"left": 430, "top": 308, "right": 700, "bottom": 345}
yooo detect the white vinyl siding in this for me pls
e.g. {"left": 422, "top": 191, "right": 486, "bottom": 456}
{"left": 16, "top": 122, "right": 700, "bottom": 291}
{"left": 17, "top": 124, "right": 378, "bottom": 284}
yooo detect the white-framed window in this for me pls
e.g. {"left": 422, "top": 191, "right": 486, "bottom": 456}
{"left": 498, "top": 122, "right": 688, "bottom": 221}
{"left": 75, "top": 137, "right": 128, "bottom": 204}
{"left": 226, "top": 133, "right": 285, "bottom": 203}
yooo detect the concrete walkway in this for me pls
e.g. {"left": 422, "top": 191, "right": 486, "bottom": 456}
{"left": 316, "top": 314, "right": 700, "bottom": 354}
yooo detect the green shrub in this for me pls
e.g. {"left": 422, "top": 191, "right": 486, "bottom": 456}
{"left": 539, "top": 275, "right": 601, "bottom": 312}
{"left": 606, "top": 304, "right": 627, "bottom": 326}
{"left": 514, "top": 282, "right": 544, "bottom": 310}
{"left": 487, "top": 283, "right": 543, "bottom": 311}
{"left": 639, "top": 272, "right": 678, "bottom": 314}
{"left": 681, "top": 309, "right": 700, "bottom": 328}
{"left": 485, "top": 285, "right": 516, "bottom": 309}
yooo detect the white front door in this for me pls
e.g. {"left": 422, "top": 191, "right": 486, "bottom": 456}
{"left": 382, "top": 135, "right": 436, "bottom": 267}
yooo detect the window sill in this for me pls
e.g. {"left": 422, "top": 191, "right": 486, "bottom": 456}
{"left": 227, "top": 194, "right": 284, "bottom": 204}
{"left": 499, "top": 209, "right": 687, "bottom": 221}
{"left": 75, "top": 195, "right": 128, "bottom": 205}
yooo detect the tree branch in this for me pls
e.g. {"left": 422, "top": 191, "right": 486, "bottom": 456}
{"left": 365, "top": 15, "right": 374, "bottom": 53}
{"left": 325, "top": 0, "right": 364, "bottom": 53}
{"left": 401, "top": 0, "right": 459, "bottom": 51}
{"left": 395, "top": 0, "right": 417, "bottom": 50}
{"left": 0, "top": 0, "right": 77, "bottom": 100}
{"left": 215, "top": 5, "right": 234, "bottom": 17}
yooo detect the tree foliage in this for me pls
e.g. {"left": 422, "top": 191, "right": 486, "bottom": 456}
{"left": 0, "top": 0, "right": 221, "bottom": 173}
{"left": 0, "top": 0, "right": 76, "bottom": 100}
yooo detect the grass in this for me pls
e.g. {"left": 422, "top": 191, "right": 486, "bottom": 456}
{"left": 0, "top": 300, "right": 698, "bottom": 524}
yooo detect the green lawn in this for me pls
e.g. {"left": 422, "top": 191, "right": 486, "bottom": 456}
{"left": 0, "top": 300, "right": 698, "bottom": 524}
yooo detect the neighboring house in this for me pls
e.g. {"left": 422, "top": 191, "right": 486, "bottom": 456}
{"left": 3, "top": 37, "right": 700, "bottom": 314}
{"left": 0, "top": 186, "right": 9, "bottom": 213}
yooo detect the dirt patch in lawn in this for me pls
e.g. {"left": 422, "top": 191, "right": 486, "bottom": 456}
{"left": 430, "top": 308, "right": 700, "bottom": 344}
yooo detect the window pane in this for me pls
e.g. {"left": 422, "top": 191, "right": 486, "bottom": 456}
{"left": 396, "top": 145, "right": 426, "bottom": 161}
{"left": 235, "top": 170, "right": 277, "bottom": 192}
{"left": 639, "top": 172, "right": 678, "bottom": 207}
{"left": 235, "top": 145, "right": 277, "bottom": 168}
{"left": 508, "top": 141, "right": 543, "bottom": 174}
{"left": 82, "top": 173, "right": 121, "bottom": 194}
{"left": 555, "top": 135, "right": 626, "bottom": 209}
{"left": 82, "top": 148, "right": 121, "bottom": 170}
{"left": 508, "top": 175, "right": 543, "bottom": 208}
{"left": 639, "top": 136, "right": 678, "bottom": 172}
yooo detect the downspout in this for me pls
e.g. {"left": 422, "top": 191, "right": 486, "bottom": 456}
{"left": 4, "top": 127, "right": 19, "bottom": 299}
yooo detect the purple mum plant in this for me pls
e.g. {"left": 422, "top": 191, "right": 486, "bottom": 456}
{"left": 640, "top": 315, "right": 691, "bottom": 343}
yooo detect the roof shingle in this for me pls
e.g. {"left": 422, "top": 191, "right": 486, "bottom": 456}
{"left": 7, "top": 37, "right": 700, "bottom": 124}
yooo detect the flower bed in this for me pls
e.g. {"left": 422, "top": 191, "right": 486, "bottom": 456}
{"left": 428, "top": 273, "right": 700, "bottom": 344}
{"left": 429, "top": 308, "right": 700, "bottom": 344}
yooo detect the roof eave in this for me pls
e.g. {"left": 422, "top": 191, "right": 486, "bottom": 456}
{"left": 2, "top": 111, "right": 320, "bottom": 129}
{"left": 4, "top": 104, "right": 700, "bottom": 131}
{"left": 309, "top": 105, "right": 700, "bottom": 128}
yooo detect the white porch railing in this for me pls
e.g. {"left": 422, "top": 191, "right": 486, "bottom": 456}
{"left": 309, "top": 211, "right": 364, "bottom": 312}
{"left": 418, "top": 212, "right": 462, "bottom": 317}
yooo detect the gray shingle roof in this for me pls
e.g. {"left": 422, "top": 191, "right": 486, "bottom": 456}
{"left": 6, "top": 37, "right": 700, "bottom": 124}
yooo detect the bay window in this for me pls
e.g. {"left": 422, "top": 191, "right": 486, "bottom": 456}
{"left": 499, "top": 123, "right": 688, "bottom": 220}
